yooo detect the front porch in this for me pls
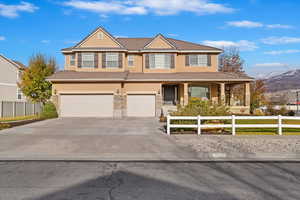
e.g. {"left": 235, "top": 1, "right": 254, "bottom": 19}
{"left": 161, "top": 82, "right": 251, "bottom": 115}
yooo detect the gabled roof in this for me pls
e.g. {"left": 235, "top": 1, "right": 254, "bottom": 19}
{"left": 62, "top": 27, "right": 222, "bottom": 53}
{"left": 73, "top": 26, "right": 126, "bottom": 49}
{"left": 143, "top": 34, "right": 177, "bottom": 49}
{"left": 0, "top": 54, "right": 25, "bottom": 70}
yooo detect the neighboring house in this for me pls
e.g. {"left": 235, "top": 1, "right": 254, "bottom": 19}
{"left": 0, "top": 54, "right": 25, "bottom": 101}
{"left": 48, "top": 27, "right": 253, "bottom": 118}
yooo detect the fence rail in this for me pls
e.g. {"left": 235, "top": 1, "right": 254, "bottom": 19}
{"left": 167, "top": 115, "right": 300, "bottom": 136}
{"left": 0, "top": 101, "right": 42, "bottom": 118}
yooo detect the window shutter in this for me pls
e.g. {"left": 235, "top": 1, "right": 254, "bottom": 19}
{"left": 170, "top": 54, "right": 175, "bottom": 69}
{"left": 94, "top": 53, "right": 98, "bottom": 68}
{"left": 102, "top": 53, "right": 106, "bottom": 68}
{"left": 145, "top": 54, "right": 150, "bottom": 69}
{"left": 185, "top": 55, "right": 190, "bottom": 66}
{"left": 207, "top": 55, "right": 211, "bottom": 67}
{"left": 77, "top": 53, "right": 82, "bottom": 68}
{"left": 118, "top": 53, "right": 122, "bottom": 68}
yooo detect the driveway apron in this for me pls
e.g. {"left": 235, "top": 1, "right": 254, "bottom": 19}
{"left": 0, "top": 118, "right": 196, "bottom": 161}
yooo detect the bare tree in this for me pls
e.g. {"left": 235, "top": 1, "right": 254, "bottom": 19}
{"left": 219, "top": 47, "right": 245, "bottom": 73}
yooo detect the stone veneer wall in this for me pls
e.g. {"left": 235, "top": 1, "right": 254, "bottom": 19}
{"left": 113, "top": 94, "right": 123, "bottom": 118}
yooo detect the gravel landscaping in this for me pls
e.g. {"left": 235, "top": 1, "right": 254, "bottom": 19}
{"left": 173, "top": 135, "right": 300, "bottom": 154}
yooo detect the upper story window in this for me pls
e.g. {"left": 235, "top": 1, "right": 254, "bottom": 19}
{"left": 148, "top": 54, "right": 173, "bottom": 69}
{"left": 81, "top": 53, "right": 95, "bottom": 68}
{"left": 106, "top": 53, "right": 119, "bottom": 68}
{"left": 128, "top": 55, "right": 134, "bottom": 67}
{"left": 186, "top": 54, "right": 211, "bottom": 67}
{"left": 70, "top": 54, "right": 75, "bottom": 66}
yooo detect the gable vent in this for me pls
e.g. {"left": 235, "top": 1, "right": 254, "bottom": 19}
{"left": 97, "top": 32, "right": 104, "bottom": 40}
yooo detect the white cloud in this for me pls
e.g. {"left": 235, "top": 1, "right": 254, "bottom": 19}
{"left": 63, "top": 0, "right": 234, "bottom": 16}
{"left": 266, "top": 24, "right": 294, "bottom": 29}
{"left": 226, "top": 21, "right": 293, "bottom": 29}
{"left": 202, "top": 40, "right": 258, "bottom": 51}
{"left": 0, "top": 36, "right": 5, "bottom": 41}
{"left": 41, "top": 40, "right": 50, "bottom": 44}
{"left": 254, "top": 63, "right": 288, "bottom": 67}
{"left": 261, "top": 37, "right": 300, "bottom": 45}
{"left": 0, "top": 1, "right": 38, "bottom": 18}
{"left": 64, "top": 0, "right": 147, "bottom": 15}
{"left": 226, "top": 20, "right": 263, "bottom": 28}
{"left": 264, "top": 49, "right": 300, "bottom": 55}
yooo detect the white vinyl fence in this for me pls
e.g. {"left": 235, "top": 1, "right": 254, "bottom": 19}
{"left": 167, "top": 115, "right": 300, "bottom": 136}
{"left": 0, "top": 101, "right": 42, "bottom": 118}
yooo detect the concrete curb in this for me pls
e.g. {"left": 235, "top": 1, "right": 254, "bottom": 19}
{"left": 0, "top": 153, "right": 300, "bottom": 162}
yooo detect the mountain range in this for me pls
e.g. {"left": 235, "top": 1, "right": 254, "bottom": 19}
{"left": 263, "top": 69, "right": 300, "bottom": 92}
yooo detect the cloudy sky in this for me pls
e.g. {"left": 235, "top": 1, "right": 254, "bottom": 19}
{"left": 0, "top": 0, "right": 299, "bottom": 77}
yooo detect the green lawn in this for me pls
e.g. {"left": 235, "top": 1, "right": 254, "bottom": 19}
{"left": 234, "top": 119, "right": 300, "bottom": 135}
{"left": 0, "top": 115, "right": 39, "bottom": 123}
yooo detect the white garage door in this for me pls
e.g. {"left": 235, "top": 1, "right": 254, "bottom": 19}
{"left": 60, "top": 94, "right": 113, "bottom": 117}
{"left": 127, "top": 94, "right": 156, "bottom": 117}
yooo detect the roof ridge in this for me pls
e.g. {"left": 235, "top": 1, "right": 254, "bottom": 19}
{"left": 167, "top": 38, "right": 223, "bottom": 51}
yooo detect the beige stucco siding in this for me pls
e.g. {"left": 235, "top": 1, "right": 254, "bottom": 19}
{"left": 124, "top": 83, "right": 161, "bottom": 94}
{"left": 125, "top": 54, "right": 143, "bottom": 72}
{"left": 64, "top": 51, "right": 219, "bottom": 73}
{"left": 53, "top": 83, "right": 122, "bottom": 94}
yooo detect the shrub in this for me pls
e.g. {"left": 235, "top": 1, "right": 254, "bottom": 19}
{"left": 172, "top": 98, "right": 230, "bottom": 117}
{"left": 39, "top": 102, "right": 58, "bottom": 119}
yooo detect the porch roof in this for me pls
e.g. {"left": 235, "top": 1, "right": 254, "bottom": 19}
{"left": 47, "top": 71, "right": 253, "bottom": 82}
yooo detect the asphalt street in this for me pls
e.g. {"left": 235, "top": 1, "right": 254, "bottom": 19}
{"left": 0, "top": 161, "right": 299, "bottom": 200}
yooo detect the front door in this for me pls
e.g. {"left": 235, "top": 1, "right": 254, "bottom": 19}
{"left": 163, "top": 85, "right": 178, "bottom": 105}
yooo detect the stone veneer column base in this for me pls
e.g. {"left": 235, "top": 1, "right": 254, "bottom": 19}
{"left": 156, "top": 94, "right": 162, "bottom": 117}
{"left": 113, "top": 94, "right": 123, "bottom": 118}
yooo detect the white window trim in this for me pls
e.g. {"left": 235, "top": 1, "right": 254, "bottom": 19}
{"left": 189, "top": 54, "right": 208, "bottom": 67}
{"left": 149, "top": 54, "right": 172, "bottom": 69}
{"left": 128, "top": 55, "right": 134, "bottom": 67}
{"left": 188, "top": 85, "right": 211, "bottom": 100}
{"left": 81, "top": 53, "right": 95, "bottom": 68}
{"left": 106, "top": 53, "right": 119, "bottom": 69}
{"left": 70, "top": 54, "right": 76, "bottom": 66}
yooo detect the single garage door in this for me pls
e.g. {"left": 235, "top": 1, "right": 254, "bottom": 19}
{"left": 60, "top": 94, "right": 113, "bottom": 117}
{"left": 127, "top": 94, "right": 156, "bottom": 117}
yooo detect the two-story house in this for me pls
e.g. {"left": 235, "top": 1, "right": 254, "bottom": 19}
{"left": 48, "top": 27, "right": 253, "bottom": 118}
{"left": 0, "top": 54, "right": 25, "bottom": 101}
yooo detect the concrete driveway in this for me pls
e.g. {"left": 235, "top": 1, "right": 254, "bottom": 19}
{"left": 0, "top": 118, "right": 196, "bottom": 161}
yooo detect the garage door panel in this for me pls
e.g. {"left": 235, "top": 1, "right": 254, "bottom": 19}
{"left": 127, "top": 94, "right": 156, "bottom": 117}
{"left": 60, "top": 94, "right": 113, "bottom": 117}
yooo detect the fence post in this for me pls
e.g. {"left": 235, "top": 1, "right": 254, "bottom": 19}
{"left": 23, "top": 102, "right": 26, "bottom": 116}
{"left": 167, "top": 115, "right": 170, "bottom": 135}
{"left": 197, "top": 115, "right": 201, "bottom": 135}
{"left": 32, "top": 103, "right": 35, "bottom": 115}
{"left": 232, "top": 115, "right": 236, "bottom": 136}
{"left": 278, "top": 115, "right": 282, "bottom": 135}
{"left": 0, "top": 101, "right": 2, "bottom": 118}
{"left": 13, "top": 102, "right": 16, "bottom": 117}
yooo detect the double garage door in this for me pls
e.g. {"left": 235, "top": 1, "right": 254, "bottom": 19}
{"left": 60, "top": 94, "right": 155, "bottom": 117}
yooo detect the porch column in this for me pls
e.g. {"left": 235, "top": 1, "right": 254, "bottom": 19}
{"left": 244, "top": 82, "right": 250, "bottom": 106}
{"left": 183, "top": 83, "right": 189, "bottom": 106}
{"left": 220, "top": 82, "right": 225, "bottom": 104}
